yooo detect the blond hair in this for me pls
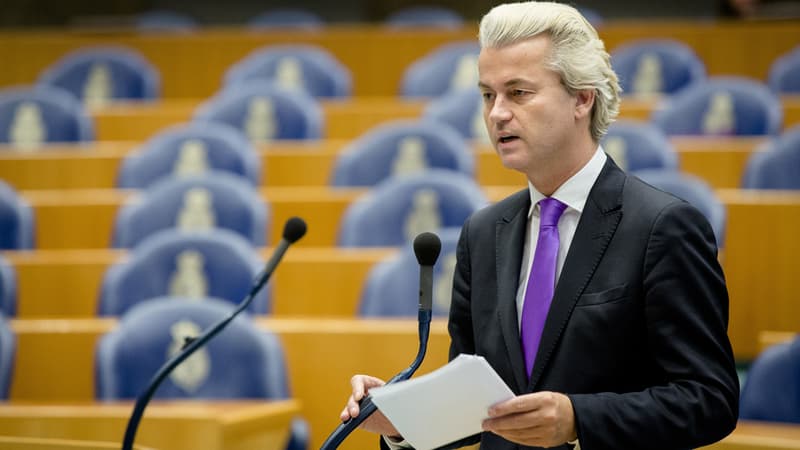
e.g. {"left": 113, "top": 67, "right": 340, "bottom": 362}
{"left": 479, "top": 1, "right": 621, "bottom": 141}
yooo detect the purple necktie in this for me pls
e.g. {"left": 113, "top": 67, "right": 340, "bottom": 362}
{"left": 520, "top": 197, "right": 567, "bottom": 379}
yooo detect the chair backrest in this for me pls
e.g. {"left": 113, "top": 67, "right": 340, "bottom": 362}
{"left": 0, "top": 180, "right": 35, "bottom": 250}
{"left": 601, "top": 120, "right": 679, "bottom": 171}
{"left": 635, "top": 169, "right": 726, "bottom": 247}
{"left": 331, "top": 119, "right": 474, "bottom": 187}
{"left": 224, "top": 45, "right": 351, "bottom": 98}
{"left": 136, "top": 10, "right": 198, "bottom": 32}
{"left": 400, "top": 40, "right": 480, "bottom": 98}
{"left": 338, "top": 170, "right": 488, "bottom": 247}
{"left": 99, "top": 229, "right": 269, "bottom": 316}
{"left": 740, "top": 336, "right": 800, "bottom": 423}
{"left": 0, "top": 313, "right": 14, "bottom": 399}
{"left": 768, "top": 45, "right": 800, "bottom": 94}
{"left": 194, "top": 80, "right": 323, "bottom": 142}
{"left": 611, "top": 39, "right": 706, "bottom": 96}
{"left": 385, "top": 6, "right": 463, "bottom": 28}
{"left": 359, "top": 227, "right": 462, "bottom": 316}
{"left": 741, "top": 125, "right": 800, "bottom": 189}
{"left": 422, "top": 87, "right": 490, "bottom": 143}
{"left": 0, "top": 85, "right": 94, "bottom": 146}
{"left": 0, "top": 256, "right": 17, "bottom": 317}
{"left": 651, "top": 76, "right": 783, "bottom": 136}
{"left": 38, "top": 46, "right": 160, "bottom": 106}
{"left": 112, "top": 172, "right": 269, "bottom": 248}
{"left": 95, "top": 298, "right": 288, "bottom": 400}
{"left": 247, "top": 8, "right": 324, "bottom": 30}
{"left": 117, "top": 121, "right": 260, "bottom": 188}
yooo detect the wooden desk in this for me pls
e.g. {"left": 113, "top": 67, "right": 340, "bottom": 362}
{"left": 0, "top": 401, "right": 298, "bottom": 450}
{"left": 702, "top": 421, "right": 800, "bottom": 449}
{"left": 0, "top": 435, "right": 155, "bottom": 449}
{"left": 8, "top": 317, "right": 452, "bottom": 450}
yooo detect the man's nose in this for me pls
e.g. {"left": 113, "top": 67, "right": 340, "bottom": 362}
{"left": 488, "top": 97, "right": 512, "bottom": 123}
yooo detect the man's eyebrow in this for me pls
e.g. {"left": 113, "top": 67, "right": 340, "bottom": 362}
{"left": 477, "top": 79, "right": 533, "bottom": 89}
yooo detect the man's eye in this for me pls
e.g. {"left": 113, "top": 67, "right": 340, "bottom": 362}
{"left": 481, "top": 92, "right": 494, "bottom": 101}
{"left": 512, "top": 89, "right": 527, "bottom": 97}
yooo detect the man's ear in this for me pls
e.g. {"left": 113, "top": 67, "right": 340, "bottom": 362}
{"left": 574, "top": 89, "right": 595, "bottom": 120}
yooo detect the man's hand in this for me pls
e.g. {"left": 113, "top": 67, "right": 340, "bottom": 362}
{"left": 339, "top": 374, "right": 401, "bottom": 438}
{"left": 481, "top": 391, "right": 577, "bottom": 447}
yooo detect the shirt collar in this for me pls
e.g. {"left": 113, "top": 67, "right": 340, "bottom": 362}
{"left": 527, "top": 146, "right": 607, "bottom": 218}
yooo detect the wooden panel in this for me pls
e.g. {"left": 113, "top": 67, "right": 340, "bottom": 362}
{"left": 701, "top": 421, "right": 800, "bottom": 450}
{"left": 0, "top": 436, "right": 155, "bottom": 450}
{"left": 8, "top": 317, "right": 452, "bottom": 450}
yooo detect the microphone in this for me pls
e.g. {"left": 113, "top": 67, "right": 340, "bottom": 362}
{"left": 121, "top": 217, "right": 307, "bottom": 450}
{"left": 320, "top": 231, "right": 442, "bottom": 449}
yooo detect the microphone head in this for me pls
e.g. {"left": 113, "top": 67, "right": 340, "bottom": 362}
{"left": 282, "top": 217, "right": 307, "bottom": 243}
{"left": 413, "top": 232, "right": 441, "bottom": 266}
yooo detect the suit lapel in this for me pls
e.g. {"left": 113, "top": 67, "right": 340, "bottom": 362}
{"left": 529, "top": 160, "right": 626, "bottom": 389}
{"left": 495, "top": 190, "right": 530, "bottom": 393}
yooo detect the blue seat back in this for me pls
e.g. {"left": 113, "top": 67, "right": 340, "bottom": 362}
{"left": 112, "top": 173, "right": 269, "bottom": 248}
{"left": 423, "top": 87, "right": 488, "bottom": 141}
{"left": 0, "top": 180, "right": 35, "bottom": 250}
{"left": 0, "top": 85, "right": 94, "bottom": 144}
{"left": 136, "top": 10, "right": 198, "bottom": 32}
{"left": 611, "top": 39, "right": 706, "bottom": 95}
{"left": 768, "top": 46, "right": 800, "bottom": 94}
{"left": 224, "top": 45, "right": 351, "bottom": 98}
{"left": 741, "top": 125, "right": 800, "bottom": 189}
{"left": 740, "top": 336, "right": 800, "bottom": 423}
{"left": 0, "top": 313, "right": 14, "bottom": 399}
{"left": 601, "top": 120, "right": 679, "bottom": 171}
{"left": 400, "top": 41, "right": 480, "bottom": 98}
{"left": 331, "top": 119, "right": 474, "bottom": 186}
{"left": 248, "top": 8, "right": 324, "bottom": 29}
{"left": 99, "top": 229, "right": 269, "bottom": 316}
{"left": 386, "top": 6, "right": 463, "bottom": 28}
{"left": 117, "top": 122, "right": 260, "bottom": 188}
{"left": 0, "top": 257, "right": 17, "bottom": 317}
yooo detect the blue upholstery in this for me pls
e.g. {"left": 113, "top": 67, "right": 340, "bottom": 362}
{"left": 385, "top": 6, "right": 463, "bottom": 28}
{"left": 577, "top": 7, "right": 603, "bottom": 27}
{"left": 224, "top": 45, "right": 351, "bottom": 98}
{"left": 0, "top": 256, "right": 17, "bottom": 317}
{"left": 601, "top": 120, "right": 679, "bottom": 171}
{"left": 338, "top": 170, "right": 487, "bottom": 247}
{"left": 99, "top": 229, "right": 269, "bottom": 316}
{"left": 651, "top": 76, "right": 783, "bottom": 136}
{"left": 0, "top": 313, "right": 14, "bottom": 399}
{"left": 112, "top": 173, "right": 269, "bottom": 248}
{"left": 38, "top": 46, "right": 160, "bottom": 103}
{"left": 248, "top": 8, "right": 324, "bottom": 29}
{"left": 635, "top": 169, "right": 726, "bottom": 248}
{"left": 740, "top": 336, "right": 800, "bottom": 423}
{"left": 194, "top": 80, "right": 323, "bottom": 140}
{"left": 331, "top": 119, "right": 474, "bottom": 187}
{"left": 0, "top": 85, "right": 94, "bottom": 144}
{"left": 422, "top": 87, "right": 486, "bottom": 141}
{"left": 136, "top": 10, "right": 198, "bottom": 32}
{"left": 95, "top": 298, "right": 309, "bottom": 449}
{"left": 611, "top": 39, "right": 706, "bottom": 96}
{"left": 768, "top": 46, "right": 800, "bottom": 94}
{"left": 117, "top": 122, "right": 260, "bottom": 188}
{"left": 400, "top": 41, "right": 480, "bottom": 98}
{"left": 741, "top": 125, "right": 800, "bottom": 189}
{"left": 0, "top": 180, "right": 35, "bottom": 250}
{"left": 360, "top": 227, "right": 461, "bottom": 317}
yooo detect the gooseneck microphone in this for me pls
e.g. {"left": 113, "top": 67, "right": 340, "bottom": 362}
{"left": 320, "top": 231, "right": 441, "bottom": 450}
{"left": 121, "top": 217, "right": 307, "bottom": 450}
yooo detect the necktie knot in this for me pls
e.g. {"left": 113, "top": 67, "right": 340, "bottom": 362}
{"left": 538, "top": 197, "right": 567, "bottom": 228}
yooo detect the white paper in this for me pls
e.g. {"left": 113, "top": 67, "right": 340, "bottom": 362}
{"left": 369, "top": 354, "right": 515, "bottom": 450}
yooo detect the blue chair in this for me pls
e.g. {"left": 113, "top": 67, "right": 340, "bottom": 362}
{"left": 601, "top": 120, "right": 679, "bottom": 172}
{"left": 360, "top": 227, "right": 461, "bottom": 317}
{"left": 224, "top": 45, "right": 351, "bottom": 98}
{"left": 740, "top": 336, "right": 800, "bottom": 423}
{"left": 651, "top": 76, "right": 783, "bottom": 136}
{"left": 0, "top": 85, "right": 94, "bottom": 145}
{"left": 117, "top": 122, "right": 260, "bottom": 188}
{"left": 331, "top": 119, "right": 474, "bottom": 187}
{"left": 0, "top": 180, "right": 34, "bottom": 250}
{"left": 95, "top": 298, "right": 308, "bottom": 449}
{"left": 194, "top": 81, "right": 323, "bottom": 141}
{"left": 577, "top": 6, "right": 604, "bottom": 27}
{"left": 248, "top": 8, "right": 324, "bottom": 30}
{"left": 338, "top": 170, "right": 487, "bottom": 247}
{"left": 422, "top": 87, "right": 488, "bottom": 142}
{"left": 135, "top": 10, "right": 198, "bottom": 32}
{"left": 38, "top": 46, "right": 160, "bottom": 105}
{"left": 400, "top": 41, "right": 480, "bottom": 98}
{"left": 0, "top": 313, "right": 14, "bottom": 399}
{"left": 0, "top": 257, "right": 17, "bottom": 317}
{"left": 611, "top": 39, "right": 706, "bottom": 96}
{"left": 112, "top": 173, "right": 269, "bottom": 248}
{"left": 635, "top": 169, "right": 726, "bottom": 248}
{"left": 99, "top": 229, "right": 270, "bottom": 316}
{"left": 385, "top": 6, "right": 463, "bottom": 29}
{"left": 768, "top": 46, "right": 800, "bottom": 94}
{"left": 741, "top": 125, "right": 800, "bottom": 189}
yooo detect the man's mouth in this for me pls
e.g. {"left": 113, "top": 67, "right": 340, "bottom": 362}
{"left": 498, "top": 136, "right": 519, "bottom": 144}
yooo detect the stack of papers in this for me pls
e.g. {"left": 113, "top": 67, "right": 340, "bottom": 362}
{"left": 369, "top": 354, "right": 515, "bottom": 450}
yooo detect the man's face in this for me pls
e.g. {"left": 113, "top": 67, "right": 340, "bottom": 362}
{"left": 478, "top": 35, "right": 580, "bottom": 175}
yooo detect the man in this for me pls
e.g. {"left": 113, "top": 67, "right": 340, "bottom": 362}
{"left": 340, "top": 2, "right": 739, "bottom": 449}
